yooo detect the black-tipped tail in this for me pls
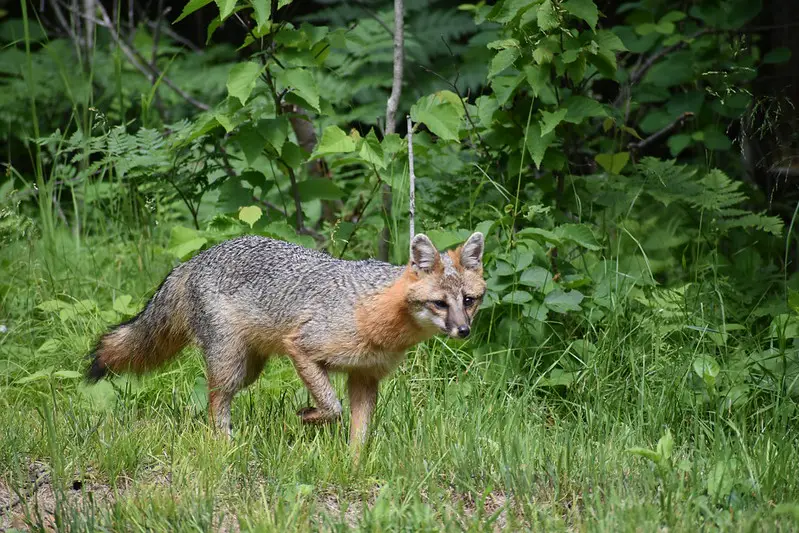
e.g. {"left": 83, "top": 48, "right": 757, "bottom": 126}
{"left": 85, "top": 352, "right": 108, "bottom": 382}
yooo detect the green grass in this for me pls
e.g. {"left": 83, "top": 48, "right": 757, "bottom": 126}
{"left": 1, "top": 233, "right": 799, "bottom": 532}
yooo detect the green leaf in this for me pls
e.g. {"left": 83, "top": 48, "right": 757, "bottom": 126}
{"left": 488, "top": 47, "right": 520, "bottom": 79}
{"left": 426, "top": 229, "right": 471, "bottom": 250}
{"left": 235, "top": 125, "right": 266, "bottom": 166}
{"left": 540, "top": 109, "right": 567, "bottom": 135}
{"left": 656, "top": 429, "right": 674, "bottom": 461}
{"left": 668, "top": 134, "right": 692, "bottom": 156}
{"left": 594, "top": 29, "right": 626, "bottom": 51}
{"left": 174, "top": 0, "right": 214, "bottom": 23}
{"left": 214, "top": 0, "right": 238, "bottom": 20}
{"left": 525, "top": 122, "right": 555, "bottom": 169}
{"left": 555, "top": 224, "right": 601, "bottom": 250}
{"left": 296, "top": 178, "right": 345, "bottom": 202}
{"left": 168, "top": 226, "right": 207, "bottom": 260}
{"left": 251, "top": 0, "right": 270, "bottom": 28}
{"left": 519, "top": 266, "right": 554, "bottom": 291}
{"left": 257, "top": 117, "right": 289, "bottom": 153}
{"left": 626, "top": 447, "right": 661, "bottom": 464}
{"left": 15, "top": 368, "right": 54, "bottom": 385}
{"left": 563, "top": 0, "right": 598, "bottom": 29}
{"left": 764, "top": 46, "right": 791, "bottom": 65}
{"left": 314, "top": 126, "right": 357, "bottom": 155}
{"left": 563, "top": 95, "right": 607, "bottom": 123}
{"left": 238, "top": 205, "right": 263, "bottom": 228}
{"left": 227, "top": 62, "right": 262, "bottom": 106}
{"left": 524, "top": 65, "right": 549, "bottom": 98}
{"left": 112, "top": 294, "right": 138, "bottom": 317}
{"left": 359, "top": 129, "right": 385, "bottom": 170}
{"left": 284, "top": 69, "right": 320, "bottom": 112}
{"left": 533, "top": 46, "right": 554, "bottom": 64}
{"left": 410, "top": 91, "right": 464, "bottom": 142}
{"left": 692, "top": 355, "right": 720, "bottom": 383}
{"left": 501, "top": 290, "right": 534, "bottom": 305}
{"left": 595, "top": 152, "right": 630, "bottom": 174}
{"left": 52, "top": 370, "right": 82, "bottom": 380}
{"left": 544, "top": 289, "right": 584, "bottom": 313}
{"left": 537, "top": 0, "right": 559, "bottom": 31}
{"left": 707, "top": 459, "right": 738, "bottom": 501}
{"left": 517, "top": 227, "right": 562, "bottom": 246}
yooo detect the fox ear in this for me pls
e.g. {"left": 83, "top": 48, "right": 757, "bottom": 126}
{"left": 410, "top": 234, "right": 440, "bottom": 274}
{"left": 460, "top": 232, "right": 484, "bottom": 271}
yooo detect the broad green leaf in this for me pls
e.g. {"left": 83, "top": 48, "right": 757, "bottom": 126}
{"left": 234, "top": 125, "right": 266, "bottom": 166}
{"left": 314, "top": 125, "right": 357, "bottom": 155}
{"left": 427, "top": 229, "right": 471, "bottom": 250}
{"left": 258, "top": 117, "right": 289, "bottom": 153}
{"left": 519, "top": 266, "right": 554, "bottom": 291}
{"left": 174, "top": 0, "right": 214, "bottom": 23}
{"left": 284, "top": 69, "right": 320, "bottom": 111}
{"left": 113, "top": 294, "right": 138, "bottom": 316}
{"left": 238, "top": 205, "right": 263, "bottom": 228}
{"left": 563, "top": 0, "right": 598, "bottom": 29}
{"left": 410, "top": 91, "right": 464, "bottom": 142}
{"left": 227, "top": 62, "right": 262, "bottom": 106}
{"left": 533, "top": 46, "right": 554, "bottom": 64}
{"left": 168, "top": 226, "right": 207, "bottom": 259}
{"left": 296, "top": 178, "right": 345, "bottom": 201}
{"left": 358, "top": 129, "right": 385, "bottom": 169}
{"left": 37, "top": 339, "right": 60, "bottom": 354}
{"left": 540, "top": 368, "right": 577, "bottom": 387}
{"left": 764, "top": 46, "right": 791, "bottom": 65}
{"left": 537, "top": 0, "right": 558, "bottom": 31}
{"left": 524, "top": 65, "right": 549, "bottom": 98}
{"left": 595, "top": 152, "right": 630, "bottom": 174}
{"left": 79, "top": 380, "right": 116, "bottom": 411}
{"left": 563, "top": 95, "right": 608, "bottom": 123}
{"left": 555, "top": 224, "right": 601, "bottom": 250}
{"left": 594, "top": 29, "right": 627, "bottom": 51}
{"left": 692, "top": 355, "right": 720, "bottom": 384}
{"left": 487, "top": 38, "right": 520, "bottom": 50}
{"left": 501, "top": 290, "right": 534, "bottom": 305}
{"left": 488, "top": 47, "right": 520, "bottom": 79}
{"left": 15, "top": 367, "right": 54, "bottom": 384}
{"left": 524, "top": 122, "right": 554, "bottom": 169}
{"left": 517, "top": 227, "right": 562, "bottom": 246}
{"left": 540, "top": 109, "right": 567, "bottom": 135}
{"left": 656, "top": 429, "right": 674, "bottom": 461}
{"left": 707, "top": 459, "right": 738, "bottom": 501}
{"left": 251, "top": 0, "right": 270, "bottom": 28}
{"left": 544, "top": 289, "right": 584, "bottom": 313}
{"left": 668, "top": 134, "right": 692, "bottom": 156}
{"left": 214, "top": 0, "right": 238, "bottom": 20}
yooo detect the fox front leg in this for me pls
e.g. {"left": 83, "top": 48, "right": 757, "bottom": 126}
{"left": 287, "top": 347, "right": 343, "bottom": 424}
{"left": 348, "top": 373, "right": 378, "bottom": 448}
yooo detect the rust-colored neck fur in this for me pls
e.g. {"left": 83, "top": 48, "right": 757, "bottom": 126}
{"left": 354, "top": 267, "right": 430, "bottom": 353}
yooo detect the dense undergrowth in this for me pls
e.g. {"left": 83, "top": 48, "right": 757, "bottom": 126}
{"left": 2, "top": 0, "right": 799, "bottom": 530}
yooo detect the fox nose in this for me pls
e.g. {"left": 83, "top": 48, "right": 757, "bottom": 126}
{"left": 457, "top": 325, "right": 471, "bottom": 338}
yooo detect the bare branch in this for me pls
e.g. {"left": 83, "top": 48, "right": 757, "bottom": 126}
{"left": 628, "top": 112, "right": 694, "bottom": 153}
{"left": 407, "top": 115, "right": 415, "bottom": 246}
{"left": 72, "top": 2, "right": 211, "bottom": 111}
{"left": 379, "top": 0, "right": 404, "bottom": 262}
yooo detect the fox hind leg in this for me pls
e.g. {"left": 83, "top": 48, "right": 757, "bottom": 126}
{"left": 203, "top": 338, "right": 262, "bottom": 436}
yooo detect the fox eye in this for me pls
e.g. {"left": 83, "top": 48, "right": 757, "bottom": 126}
{"left": 464, "top": 296, "right": 476, "bottom": 307}
{"left": 431, "top": 300, "right": 448, "bottom": 309}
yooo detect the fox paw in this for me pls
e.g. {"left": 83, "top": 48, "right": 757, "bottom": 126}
{"left": 297, "top": 406, "right": 340, "bottom": 425}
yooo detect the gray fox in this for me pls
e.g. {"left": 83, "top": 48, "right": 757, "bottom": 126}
{"left": 86, "top": 232, "right": 485, "bottom": 446}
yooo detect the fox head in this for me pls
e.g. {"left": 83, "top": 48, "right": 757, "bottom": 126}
{"left": 406, "top": 232, "right": 486, "bottom": 339}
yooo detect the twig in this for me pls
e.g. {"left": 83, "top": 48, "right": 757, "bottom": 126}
{"left": 351, "top": 0, "right": 393, "bottom": 36}
{"left": 407, "top": 115, "right": 415, "bottom": 245}
{"left": 379, "top": 0, "right": 404, "bottom": 262}
{"left": 628, "top": 112, "right": 694, "bottom": 153}
{"left": 630, "top": 29, "right": 711, "bottom": 86}
{"left": 278, "top": 159, "right": 305, "bottom": 232}
{"left": 69, "top": 1, "right": 210, "bottom": 111}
